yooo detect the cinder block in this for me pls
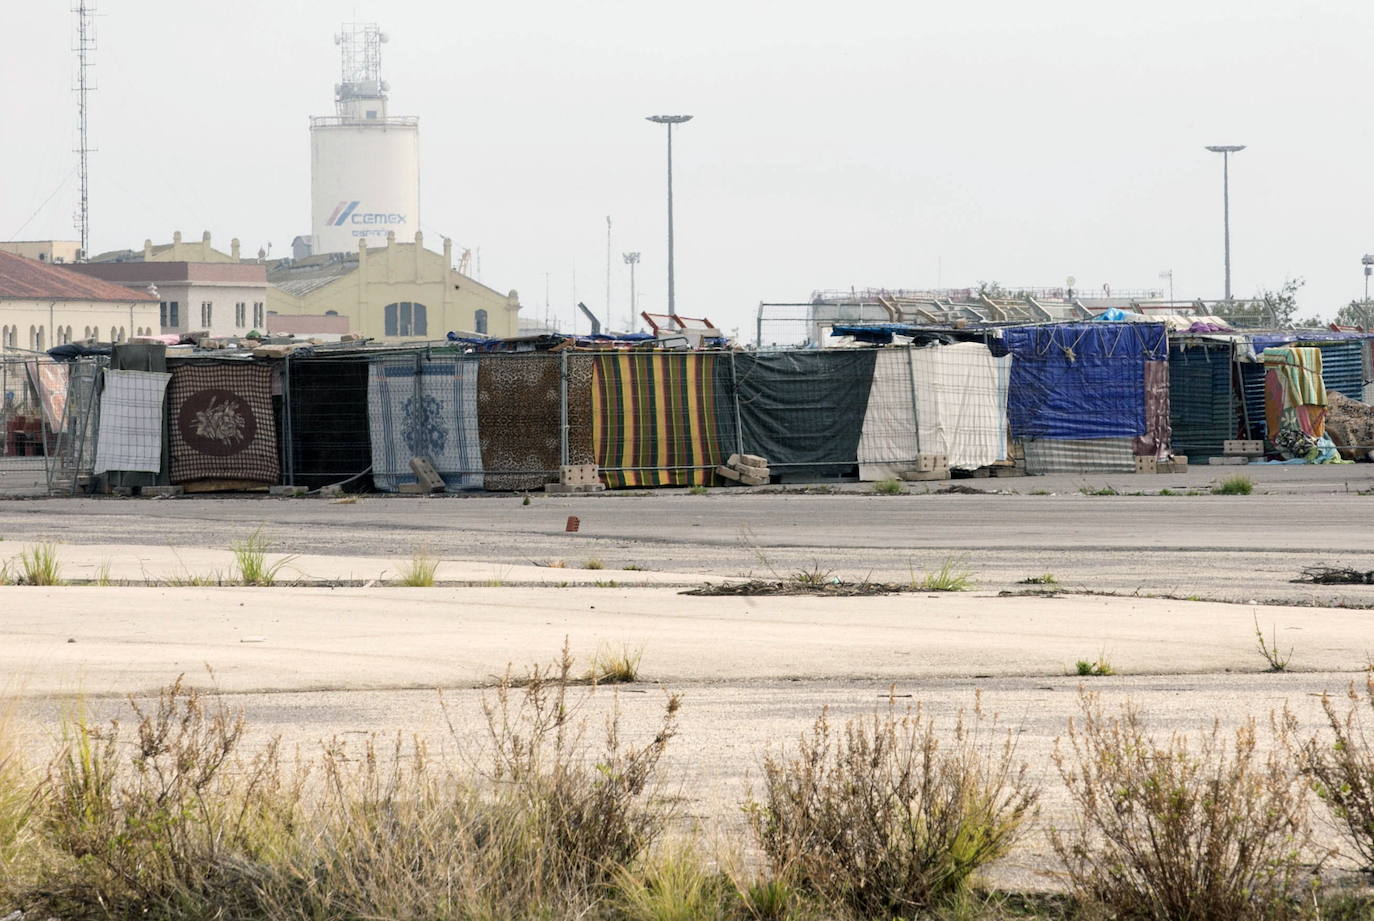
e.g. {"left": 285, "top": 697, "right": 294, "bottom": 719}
{"left": 397, "top": 483, "right": 432, "bottom": 494}
{"left": 1208, "top": 456, "right": 1250, "bottom": 466}
{"left": 269, "top": 485, "right": 308, "bottom": 496}
{"left": 1223, "top": 439, "right": 1264, "bottom": 456}
{"left": 715, "top": 465, "right": 742, "bottom": 482}
{"left": 318, "top": 484, "right": 345, "bottom": 498}
{"left": 736, "top": 463, "right": 771, "bottom": 478}
{"left": 559, "top": 464, "right": 600, "bottom": 486}
{"left": 1134, "top": 456, "right": 1158, "bottom": 474}
{"left": 738, "top": 472, "right": 770, "bottom": 487}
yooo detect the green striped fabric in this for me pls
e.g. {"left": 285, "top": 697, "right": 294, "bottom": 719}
{"left": 593, "top": 352, "right": 724, "bottom": 488}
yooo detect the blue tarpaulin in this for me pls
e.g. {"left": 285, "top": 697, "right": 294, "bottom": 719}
{"left": 999, "top": 323, "right": 1167, "bottom": 439}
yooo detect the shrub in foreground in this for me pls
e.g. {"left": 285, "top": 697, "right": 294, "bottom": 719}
{"left": 1051, "top": 692, "right": 1322, "bottom": 921}
{"left": 5, "top": 652, "right": 683, "bottom": 921}
{"left": 1296, "top": 675, "right": 1374, "bottom": 872}
{"left": 748, "top": 696, "right": 1037, "bottom": 919}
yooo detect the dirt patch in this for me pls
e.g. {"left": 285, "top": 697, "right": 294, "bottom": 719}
{"left": 683, "top": 579, "right": 916, "bottom": 597}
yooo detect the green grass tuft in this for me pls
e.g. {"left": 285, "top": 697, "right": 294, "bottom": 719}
{"left": 1212, "top": 474, "right": 1254, "bottom": 496}
{"left": 1074, "top": 657, "right": 1115, "bottom": 677}
{"left": 230, "top": 527, "right": 295, "bottom": 586}
{"left": 15, "top": 543, "right": 62, "bottom": 586}
{"left": 872, "top": 477, "right": 905, "bottom": 496}
{"left": 913, "top": 556, "right": 974, "bottom": 592}
{"left": 399, "top": 547, "right": 439, "bottom": 587}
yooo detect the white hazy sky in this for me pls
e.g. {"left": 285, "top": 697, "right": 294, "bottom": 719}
{"left": 4, "top": 1, "right": 1373, "bottom": 336}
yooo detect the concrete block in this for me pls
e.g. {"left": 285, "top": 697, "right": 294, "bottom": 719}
{"left": 727, "top": 453, "right": 767, "bottom": 468}
{"left": 901, "top": 467, "right": 950, "bottom": 482}
{"left": 715, "top": 465, "right": 742, "bottom": 481}
{"left": 1224, "top": 439, "right": 1264, "bottom": 456}
{"left": 269, "top": 485, "right": 308, "bottom": 497}
{"left": 318, "top": 484, "right": 345, "bottom": 498}
{"left": 397, "top": 483, "right": 432, "bottom": 494}
{"left": 140, "top": 485, "right": 184, "bottom": 498}
{"left": 1208, "top": 456, "right": 1250, "bottom": 466}
{"left": 544, "top": 482, "right": 605, "bottom": 494}
{"left": 913, "top": 454, "right": 948, "bottom": 473}
{"left": 1134, "top": 456, "right": 1159, "bottom": 474}
{"left": 738, "top": 471, "right": 770, "bottom": 487}
{"left": 736, "top": 463, "right": 771, "bottom": 478}
{"left": 409, "top": 457, "right": 446, "bottom": 492}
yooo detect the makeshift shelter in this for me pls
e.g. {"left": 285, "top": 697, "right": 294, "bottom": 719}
{"left": 997, "top": 323, "right": 1169, "bottom": 474}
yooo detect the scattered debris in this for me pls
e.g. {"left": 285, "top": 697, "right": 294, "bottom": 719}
{"left": 935, "top": 484, "right": 987, "bottom": 495}
{"left": 1293, "top": 565, "right": 1374, "bottom": 585}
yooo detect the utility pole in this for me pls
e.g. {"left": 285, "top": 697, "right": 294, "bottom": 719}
{"left": 646, "top": 115, "right": 693, "bottom": 314}
{"left": 605, "top": 216, "right": 612, "bottom": 332}
{"left": 623, "top": 252, "right": 640, "bottom": 328}
{"left": 1205, "top": 145, "right": 1246, "bottom": 301}
{"left": 73, "top": 1, "right": 97, "bottom": 261}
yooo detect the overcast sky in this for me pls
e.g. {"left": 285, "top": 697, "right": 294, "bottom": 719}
{"left": 5, "top": 1, "right": 1373, "bottom": 335}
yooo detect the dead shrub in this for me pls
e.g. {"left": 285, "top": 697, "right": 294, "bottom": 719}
{"left": 35, "top": 676, "right": 300, "bottom": 919}
{"left": 1295, "top": 674, "right": 1374, "bottom": 872}
{"left": 1051, "top": 692, "right": 1323, "bottom": 921}
{"left": 747, "top": 694, "right": 1037, "bottom": 918}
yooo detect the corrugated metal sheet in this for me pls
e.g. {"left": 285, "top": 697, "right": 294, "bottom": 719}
{"left": 1240, "top": 340, "right": 1370, "bottom": 438}
{"left": 1169, "top": 342, "right": 1233, "bottom": 461}
{"left": 1022, "top": 437, "right": 1134, "bottom": 475}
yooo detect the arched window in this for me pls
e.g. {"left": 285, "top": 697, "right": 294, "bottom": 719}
{"left": 110, "top": 326, "right": 117, "bottom": 343}
{"left": 118, "top": 327, "right": 126, "bottom": 343}
{"left": 383, "top": 302, "right": 427, "bottom": 337}
{"left": 35, "top": 327, "right": 45, "bottom": 351}
{"left": 474, "top": 309, "right": 489, "bottom": 335}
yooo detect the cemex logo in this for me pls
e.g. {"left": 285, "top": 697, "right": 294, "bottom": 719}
{"left": 327, "top": 201, "right": 407, "bottom": 226}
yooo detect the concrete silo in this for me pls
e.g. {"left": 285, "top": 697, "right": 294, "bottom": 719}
{"left": 309, "top": 23, "right": 420, "bottom": 256}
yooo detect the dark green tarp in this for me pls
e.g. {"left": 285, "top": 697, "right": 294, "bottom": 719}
{"left": 724, "top": 350, "right": 877, "bottom": 478}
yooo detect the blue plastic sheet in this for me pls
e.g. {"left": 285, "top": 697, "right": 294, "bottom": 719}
{"left": 1000, "top": 324, "right": 1167, "bottom": 439}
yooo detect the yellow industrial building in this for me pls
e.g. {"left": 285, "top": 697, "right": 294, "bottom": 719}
{"left": 267, "top": 232, "right": 520, "bottom": 342}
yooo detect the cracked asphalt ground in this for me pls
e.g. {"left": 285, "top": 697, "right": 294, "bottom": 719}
{"left": 3, "top": 462, "right": 1374, "bottom": 890}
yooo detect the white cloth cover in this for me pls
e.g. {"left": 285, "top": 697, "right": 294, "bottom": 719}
{"left": 94, "top": 369, "right": 171, "bottom": 474}
{"left": 856, "top": 349, "right": 919, "bottom": 481}
{"left": 910, "top": 342, "right": 1011, "bottom": 470}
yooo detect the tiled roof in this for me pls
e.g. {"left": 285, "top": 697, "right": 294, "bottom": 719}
{"left": 0, "top": 251, "right": 158, "bottom": 302}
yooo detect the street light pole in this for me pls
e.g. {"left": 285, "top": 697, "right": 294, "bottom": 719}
{"left": 647, "top": 114, "right": 693, "bottom": 314}
{"left": 623, "top": 251, "right": 640, "bottom": 328}
{"left": 1205, "top": 145, "right": 1246, "bottom": 301}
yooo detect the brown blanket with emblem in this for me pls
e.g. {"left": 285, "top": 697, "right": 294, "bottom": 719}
{"left": 167, "top": 363, "right": 279, "bottom": 485}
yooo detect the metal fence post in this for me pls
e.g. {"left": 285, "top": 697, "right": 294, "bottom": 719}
{"left": 905, "top": 344, "right": 922, "bottom": 456}
{"left": 729, "top": 351, "right": 745, "bottom": 458}
{"left": 559, "top": 350, "right": 570, "bottom": 466}
{"left": 282, "top": 354, "right": 294, "bottom": 486}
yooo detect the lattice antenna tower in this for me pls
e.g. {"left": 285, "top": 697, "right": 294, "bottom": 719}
{"left": 334, "top": 22, "right": 388, "bottom": 115}
{"left": 73, "top": 0, "right": 97, "bottom": 260}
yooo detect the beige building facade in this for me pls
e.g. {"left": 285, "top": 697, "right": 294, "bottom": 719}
{"left": 0, "top": 241, "right": 82, "bottom": 265}
{"left": 267, "top": 232, "right": 520, "bottom": 342}
{"left": 0, "top": 251, "right": 159, "bottom": 350}
{"left": 68, "top": 232, "right": 269, "bottom": 338}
